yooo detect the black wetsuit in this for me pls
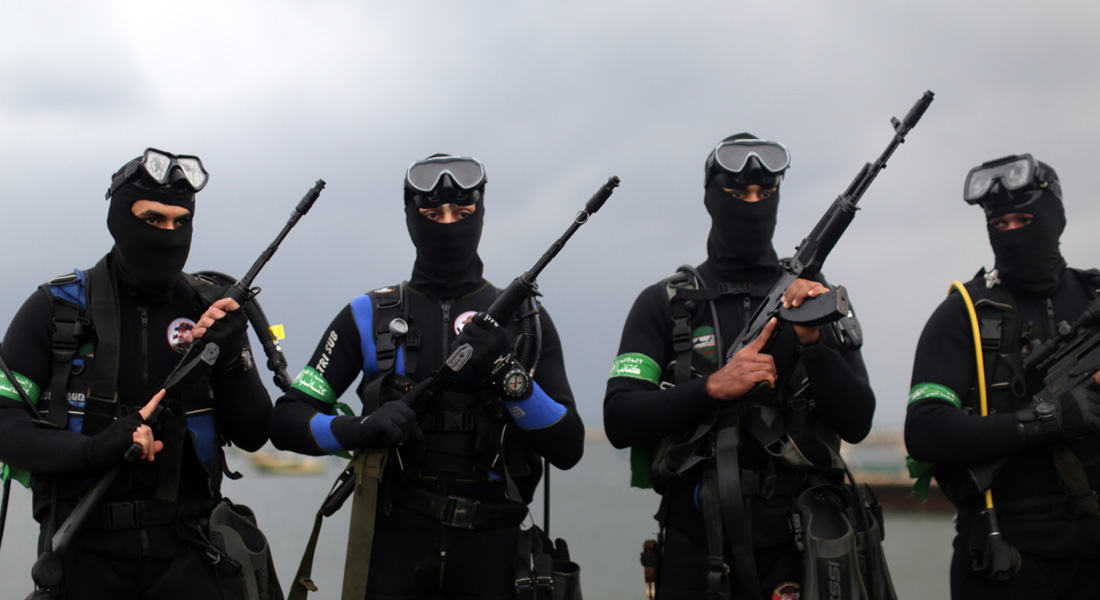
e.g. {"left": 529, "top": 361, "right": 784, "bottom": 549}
{"left": 604, "top": 261, "right": 875, "bottom": 599}
{"left": 269, "top": 280, "right": 584, "bottom": 600}
{"left": 906, "top": 269, "right": 1100, "bottom": 599}
{"left": 0, "top": 271, "right": 271, "bottom": 599}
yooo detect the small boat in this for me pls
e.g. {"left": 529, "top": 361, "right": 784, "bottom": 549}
{"left": 250, "top": 449, "right": 327, "bottom": 475}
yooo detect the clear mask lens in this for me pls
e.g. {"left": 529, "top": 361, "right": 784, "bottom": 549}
{"left": 406, "top": 157, "right": 486, "bottom": 193}
{"left": 964, "top": 155, "right": 1035, "bottom": 204}
{"left": 143, "top": 150, "right": 173, "bottom": 183}
{"left": 714, "top": 140, "right": 791, "bottom": 174}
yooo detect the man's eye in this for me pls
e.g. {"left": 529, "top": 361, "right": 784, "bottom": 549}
{"left": 759, "top": 190, "right": 773, "bottom": 200}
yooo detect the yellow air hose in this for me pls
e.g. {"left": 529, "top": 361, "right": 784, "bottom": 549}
{"left": 951, "top": 281, "right": 995, "bottom": 510}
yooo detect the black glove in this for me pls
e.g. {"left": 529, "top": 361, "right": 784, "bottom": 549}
{"left": 330, "top": 401, "right": 418, "bottom": 449}
{"left": 1016, "top": 386, "right": 1100, "bottom": 443}
{"left": 453, "top": 312, "right": 512, "bottom": 376}
{"left": 452, "top": 312, "right": 532, "bottom": 400}
{"left": 84, "top": 413, "right": 144, "bottom": 471}
{"left": 203, "top": 306, "right": 248, "bottom": 367}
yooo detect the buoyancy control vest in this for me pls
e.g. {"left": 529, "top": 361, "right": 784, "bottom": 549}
{"left": 350, "top": 283, "right": 543, "bottom": 496}
{"left": 638, "top": 264, "right": 858, "bottom": 492}
{"left": 944, "top": 268, "right": 1100, "bottom": 517}
{"left": 31, "top": 258, "right": 227, "bottom": 519}
{"left": 641, "top": 264, "right": 890, "bottom": 600}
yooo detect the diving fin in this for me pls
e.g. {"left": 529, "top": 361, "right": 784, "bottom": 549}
{"left": 796, "top": 485, "right": 864, "bottom": 600}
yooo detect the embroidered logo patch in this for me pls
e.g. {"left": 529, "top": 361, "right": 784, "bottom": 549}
{"left": 692, "top": 326, "right": 717, "bottom": 364}
{"left": 167, "top": 318, "right": 197, "bottom": 354}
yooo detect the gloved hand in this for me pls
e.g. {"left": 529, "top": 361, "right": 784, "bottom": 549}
{"left": 84, "top": 413, "right": 144, "bottom": 470}
{"left": 453, "top": 312, "right": 512, "bottom": 377}
{"left": 194, "top": 298, "right": 249, "bottom": 367}
{"left": 1016, "top": 386, "right": 1100, "bottom": 443}
{"left": 452, "top": 312, "right": 531, "bottom": 400}
{"left": 205, "top": 309, "right": 248, "bottom": 367}
{"left": 330, "top": 400, "right": 419, "bottom": 449}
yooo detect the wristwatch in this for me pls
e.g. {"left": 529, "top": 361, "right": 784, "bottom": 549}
{"left": 1033, "top": 400, "right": 1059, "bottom": 435}
{"left": 498, "top": 364, "right": 532, "bottom": 399}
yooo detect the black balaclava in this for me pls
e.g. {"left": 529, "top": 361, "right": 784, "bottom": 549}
{"left": 983, "top": 163, "right": 1066, "bottom": 296}
{"left": 405, "top": 172, "right": 486, "bottom": 298}
{"left": 106, "top": 162, "right": 196, "bottom": 303}
{"left": 702, "top": 132, "right": 782, "bottom": 281}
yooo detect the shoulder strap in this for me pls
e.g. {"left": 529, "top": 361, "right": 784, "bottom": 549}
{"left": 80, "top": 257, "right": 123, "bottom": 436}
{"left": 662, "top": 265, "right": 703, "bottom": 385}
{"left": 43, "top": 270, "right": 88, "bottom": 430}
{"left": 370, "top": 283, "right": 405, "bottom": 374}
{"left": 354, "top": 283, "right": 418, "bottom": 378}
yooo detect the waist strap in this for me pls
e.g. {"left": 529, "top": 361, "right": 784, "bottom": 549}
{"left": 389, "top": 485, "right": 527, "bottom": 529}
{"left": 84, "top": 499, "right": 213, "bottom": 530}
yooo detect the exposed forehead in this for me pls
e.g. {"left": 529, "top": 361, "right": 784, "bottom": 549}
{"left": 988, "top": 211, "right": 1033, "bottom": 222}
{"left": 418, "top": 202, "right": 478, "bottom": 211}
{"left": 130, "top": 198, "right": 193, "bottom": 217}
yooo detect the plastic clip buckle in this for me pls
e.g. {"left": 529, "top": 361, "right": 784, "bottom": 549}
{"left": 443, "top": 495, "right": 480, "bottom": 529}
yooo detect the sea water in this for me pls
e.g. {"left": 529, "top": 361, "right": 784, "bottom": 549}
{"left": 0, "top": 438, "right": 954, "bottom": 598}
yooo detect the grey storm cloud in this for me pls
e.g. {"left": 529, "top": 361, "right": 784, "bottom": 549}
{"left": 2, "top": 0, "right": 1100, "bottom": 439}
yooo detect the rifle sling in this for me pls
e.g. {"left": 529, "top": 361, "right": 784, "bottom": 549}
{"left": 341, "top": 448, "right": 388, "bottom": 600}
{"left": 714, "top": 406, "right": 762, "bottom": 599}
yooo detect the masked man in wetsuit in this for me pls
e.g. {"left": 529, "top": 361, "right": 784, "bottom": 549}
{"left": 906, "top": 154, "right": 1100, "bottom": 599}
{"left": 0, "top": 149, "right": 273, "bottom": 598}
{"left": 269, "top": 154, "right": 584, "bottom": 599}
{"left": 604, "top": 134, "right": 876, "bottom": 599}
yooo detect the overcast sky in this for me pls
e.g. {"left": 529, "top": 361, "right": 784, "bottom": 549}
{"left": 2, "top": 2, "right": 1099, "bottom": 432}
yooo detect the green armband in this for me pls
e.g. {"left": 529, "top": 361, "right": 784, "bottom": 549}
{"left": 1, "top": 462, "right": 31, "bottom": 489}
{"left": 908, "top": 382, "right": 962, "bottom": 409}
{"left": 291, "top": 367, "right": 353, "bottom": 416}
{"left": 0, "top": 371, "right": 41, "bottom": 405}
{"left": 609, "top": 353, "right": 662, "bottom": 385}
{"left": 905, "top": 382, "right": 962, "bottom": 500}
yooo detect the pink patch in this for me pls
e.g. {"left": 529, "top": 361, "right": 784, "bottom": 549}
{"left": 454, "top": 311, "right": 478, "bottom": 335}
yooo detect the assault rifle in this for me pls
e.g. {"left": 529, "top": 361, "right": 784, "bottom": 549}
{"left": 969, "top": 296, "right": 1100, "bottom": 493}
{"left": 152, "top": 180, "right": 325, "bottom": 407}
{"left": 726, "top": 90, "right": 934, "bottom": 364}
{"left": 319, "top": 175, "right": 620, "bottom": 517}
{"left": 27, "top": 180, "right": 325, "bottom": 598}
{"left": 1023, "top": 296, "right": 1100, "bottom": 394}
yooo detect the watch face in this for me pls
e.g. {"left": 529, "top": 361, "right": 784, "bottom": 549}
{"left": 502, "top": 369, "right": 529, "bottom": 398}
{"left": 1036, "top": 401, "right": 1056, "bottom": 416}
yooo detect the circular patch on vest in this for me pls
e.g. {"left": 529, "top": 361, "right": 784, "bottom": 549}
{"left": 772, "top": 582, "right": 800, "bottom": 600}
{"left": 454, "top": 311, "right": 478, "bottom": 335}
{"left": 168, "top": 318, "right": 197, "bottom": 354}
